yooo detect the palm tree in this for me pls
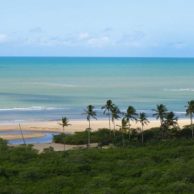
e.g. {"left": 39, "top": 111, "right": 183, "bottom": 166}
{"left": 163, "top": 112, "right": 178, "bottom": 136}
{"left": 138, "top": 112, "right": 149, "bottom": 144}
{"left": 164, "top": 112, "right": 178, "bottom": 127}
{"left": 101, "top": 100, "right": 114, "bottom": 130}
{"left": 59, "top": 117, "right": 71, "bottom": 150}
{"left": 153, "top": 104, "right": 168, "bottom": 137}
{"left": 153, "top": 104, "right": 168, "bottom": 126}
{"left": 111, "top": 105, "right": 121, "bottom": 136}
{"left": 186, "top": 100, "right": 194, "bottom": 137}
{"left": 117, "top": 118, "right": 128, "bottom": 146}
{"left": 124, "top": 106, "right": 138, "bottom": 140}
{"left": 83, "top": 105, "right": 97, "bottom": 148}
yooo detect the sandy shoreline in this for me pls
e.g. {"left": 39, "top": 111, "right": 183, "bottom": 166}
{"left": 0, "top": 133, "right": 45, "bottom": 140}
{"left": 10, "top": 143, "right": 99, "bottom": 153}
{"left": 0, "top": 119, "right": 191, "bottom": 141}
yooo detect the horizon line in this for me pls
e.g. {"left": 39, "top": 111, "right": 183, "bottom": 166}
{"left": 0, "top": 56, "right": 194, "bottom": 59}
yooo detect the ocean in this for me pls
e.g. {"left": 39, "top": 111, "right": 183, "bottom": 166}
{"left": 0, "top": 57, "right": 194, "bottom": 123}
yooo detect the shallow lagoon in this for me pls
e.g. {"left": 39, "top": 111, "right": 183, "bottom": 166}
{"left": 0, "top": 130, "right": 58, "bottom": 144}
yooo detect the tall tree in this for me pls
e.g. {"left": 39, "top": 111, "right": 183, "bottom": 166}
{"left": 101, "top": 100, "right": 114, "bottom": 130}
{"left": 59, "top": 117, "right": 71, "bottom": 150}
{"left": 111, "top": 105, "right": 121, "bottom": 136}
{"left": 153, "top": 104, "right": 168, "bottom": 126}
{"left": 153, "top": 104, "right": 168, "bottom": 137}
{"left": 163, "top": 112, "right": 178, "bottom": 137}
{"left": 124, "top": 106, "right": 138, "bottom": 140}
{"left": 163, "top": 112, "right": 178, "bottom": 128}
{"left": 138, "top": 112, "right": 149, "bottom": 144}
{"left": 83, "top": 105, "right": 97, "bottom": 148}
{"left": 117, "top": 118, "right": 129, "bottom": 146}
{"left": 186, "top": 100, "right": 194, "bottom": 137}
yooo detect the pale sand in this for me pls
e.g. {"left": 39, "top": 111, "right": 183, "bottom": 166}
{"left": 0, "top": 133, "right": 45, "bottom": 140}
{"left": 11, "top": 143, "right": 99, "bottom": 153}
{"left": 33, "top": 143, "right": 98, "bottom": 153}
{"left": 0, "top": 119, "right": 190, "bottom": 141}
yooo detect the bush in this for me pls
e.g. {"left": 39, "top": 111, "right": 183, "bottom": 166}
{"left": 0, "top": 138, "right": 8, "bottom": 150}
{"left": 1, "top": 139, "right": 194, "bottom": 193}
{"left": 53, "top": 128, "right": 113, "bottom": 145}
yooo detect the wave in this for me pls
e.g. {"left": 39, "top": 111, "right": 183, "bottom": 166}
{"left": 164, "top": 88, "right": 194, "bottom": 92}
{"left": 0, "top": 106, "right": 66, "bottom": 111}
{"left": 31, "top": 82, "right": 78, "bottom": 88}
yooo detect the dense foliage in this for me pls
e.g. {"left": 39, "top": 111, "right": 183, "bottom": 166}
{"left": 53, "top": 126, "right": 194, "bottom": 146}
{"left": 1, "top": 100, "right": 194, "bottom": 193}
{"left": 53, "top": 128, "right": 113, "bottom": 146}
{"left": 1, "top": 137, "right": 194, "bottom": 193}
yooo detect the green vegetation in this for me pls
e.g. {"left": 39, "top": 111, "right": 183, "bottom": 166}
{"left": 52, "top": 100, "right": 194, "bottom": 147}
{"left": 53, "top": 125, "right": 194, "bottom": 146}
{"left": 124, "top": 106, "right": 138, "bottom": 141}
{"left": 58, "top": 100, "right": 194, "bottom": 146}
{"left": 83, "top": 105, "right": 97, "bottom": 147}
{"left": 186, "top": 100, "right": 194, "bottom": 137}
{"left": 59, "top": 117, "right": 71, "bottom": 134}
{"left": 53, "top": 129, "right": 112, "bottom": 146}
{"left": 111, "top": 105, "right": 121, "bottom": 134}
{"left": 101, "top": 99, "right": 115, "bottom": 130}
{"left": 59, "top": 117, "right": 71, "bottom": 150}
{"left": 137, "top": 112, "right": 149, "bottom": 144}
{"left": 2, "top": 100, "right": 194, "bottom": 193}
{"left": 2, "top": 137, "right": 194, "bottom": 193}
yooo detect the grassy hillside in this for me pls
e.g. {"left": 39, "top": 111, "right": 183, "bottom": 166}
{"left": 1, "top": 138, "right": 194, "bottom": 193}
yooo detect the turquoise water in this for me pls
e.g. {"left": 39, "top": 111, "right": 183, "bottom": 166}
{"left": 0, "top": 57, "right": 194, "bottom": 122}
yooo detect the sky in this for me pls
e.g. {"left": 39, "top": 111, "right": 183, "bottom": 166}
{"left": 0, "top": 0, "right": 194, "bottom": 57}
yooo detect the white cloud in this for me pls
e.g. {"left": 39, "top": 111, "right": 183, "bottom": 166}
{"left": 78, "top": 32, "right": 90, "bottom": 40}
{"left": 77, "top": 32, "right": 111, "bottom": 47}
{"left": 87, "top": 36, "right": 110, "bottom": 47}
{"left": 0, "top": 34, "right": 8, "bottom": 43}
{"left": 3, "top": 29, "right": 147, "bottom": 49}
{"left": 24, "top": 36, "right": 65, "bottom": 46}
{"left": 1, "top": 29, "right": 138, "bottom": 48}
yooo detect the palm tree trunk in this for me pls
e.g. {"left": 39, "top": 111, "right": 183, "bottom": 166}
{"left": 87, "top": 129, "right": 90, "bottom": 148}
{"left": 122, "top": 129, "right": 125, "bottom": 147}
{"left": 128, "top": 120, "right": 131, "bottom": 141}
{"left": 87, "top": 120, "right": 91, "bottom": 148}
{"left": 191, "top": 114, "right": 193, "bottom": 138}
{"left": 141, "top": 124, "right": 144, "bottom": 144}
{"left": 108, "top": 111, "right": 111, "bottom": 129}
{"left": 19, "top": 123, "right": 26, "bottom": 145}
{"left": 109, "top": 112, "right": 111, "bottom": 136}
{"left": 160, "top": 119, "right": 164, "bottom": 139}
{"left": 63, "top": 126, "right": 65, "bottom": 151}
{"left": 113, "top": 120, "right": 116, "bottom": 137}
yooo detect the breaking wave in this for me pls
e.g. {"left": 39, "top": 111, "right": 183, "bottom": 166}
{"left": 0, "top": 106, "right": 65, "bottom": 111}
{"left": 164, "top": 88, "right": 194, "bottom": 92}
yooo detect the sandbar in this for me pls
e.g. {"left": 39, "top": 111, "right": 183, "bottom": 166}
{"left": 0, "top": 118, "right": 190, "bottom": 139}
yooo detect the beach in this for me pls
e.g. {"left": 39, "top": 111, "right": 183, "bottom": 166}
{"left": 0, "top": 118, "right": 190, "bottom": 141}
{"left": 0, "top": 132, "right": 45, "bottom": 140}
{"left": 0, "top": 57, "right": 193, "bottom": 145}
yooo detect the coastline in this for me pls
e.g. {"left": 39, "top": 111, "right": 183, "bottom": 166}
{"left": 0, "top": 118, "right": 191, "bottom": 141}
{"left": 0, "top": 133, "right": 45, "bottom": 140}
